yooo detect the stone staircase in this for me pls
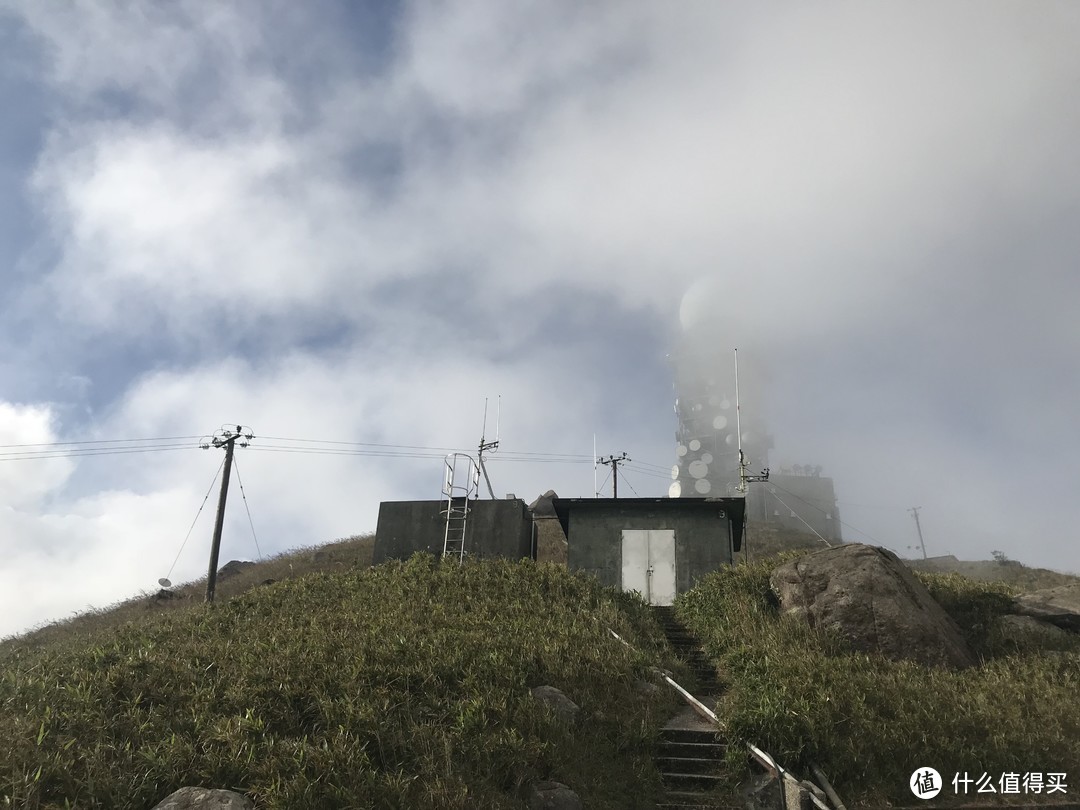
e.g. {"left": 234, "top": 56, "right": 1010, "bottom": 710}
{"left": 652, "top": 606, "right": 720, "bottom": 694}
{"left": 653, "top": 606, "right": 734, "bottom": 809}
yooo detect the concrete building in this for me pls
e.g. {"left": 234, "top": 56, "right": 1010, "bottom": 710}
{"left": 373, "top": 498, "right": 534, "bottom": 563}
{"left": 553, "top": 497, "right": 746, "bottom": 606}
{"left": 748, "top": 469, "right": 842, "bottom": 544}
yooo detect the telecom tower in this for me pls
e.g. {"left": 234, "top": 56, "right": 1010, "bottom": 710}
{"left": 668, "top": 341, "right": 772, "bottom": 499}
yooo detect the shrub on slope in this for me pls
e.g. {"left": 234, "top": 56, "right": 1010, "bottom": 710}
{"left": 676, "top": 553, "right": 1080, "bottom": 806}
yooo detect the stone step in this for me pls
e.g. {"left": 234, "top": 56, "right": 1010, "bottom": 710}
{"left": 656, "top": 756, "right": 726, "bottom": 775}
{"left": 658, "top": 740, "right": 728, "bottom": 759}
{"left": 658, "top": 794, "right": 741, "bottom": 810}
{"left": 660, "top": 728, "right": 725, "bottom": 745}
{"left": 661, "top": 771, "right": 727, "bottom": 793}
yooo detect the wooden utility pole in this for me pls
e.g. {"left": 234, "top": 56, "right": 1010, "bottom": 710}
{"left": 202, "top": 425, "right": 253, "bottom": 603}
{"left": 909, "top": 507, "right": 927, "bottom": 559}
{"left": 597, "top": 453, "right": 630, "bottom": 498}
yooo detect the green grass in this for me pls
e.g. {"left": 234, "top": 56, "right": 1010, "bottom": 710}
{"left": 0, "top": 535, "right": 379, "bottom": 658}
{"left": 0, "top": 555, "right": 684, "bottom": 809}
{"left": 675, "top": 551, "right": 1080, "bottom": 807}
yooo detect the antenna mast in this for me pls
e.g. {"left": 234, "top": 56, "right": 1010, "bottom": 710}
{"left": 735, "top": 349, "right": 769, "bottom": 495}
{"left": 477, "top": 396, "right": 500, "bottom": 499}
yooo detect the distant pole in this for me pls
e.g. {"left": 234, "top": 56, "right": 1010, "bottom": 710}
{"left": 477, "top": 397, "right": 500, "bottom": 499}
{"left": 597, "top": 453, "right": 630, "bottom": 498}
{"left": 202, "top": 425, "right": 254, "bottom": 603}
{"left": 909, "top": 507, "right": 927, "bottom": 559}
{"left": 593, "top": 434, "right": 598, "bottom": 498}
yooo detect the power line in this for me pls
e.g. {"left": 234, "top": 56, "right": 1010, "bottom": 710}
{"left": 767, "top": 480, "right": 893, "bottom": 548}
{"left": 162, "top": 457, "right": 225, "bottom": 585}
{"left": 0, "top": 435, "right": 202, "bottom": 449}
{"left": 0, "top": 442, "right": 198, "bottom": 461}
{"left": 767, "top": 489, "right": 832, "bottom": 547}
{"left": 232, "top": 455, "right": 262, "bottom": 559}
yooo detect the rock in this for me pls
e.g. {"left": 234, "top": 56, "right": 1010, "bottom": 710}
{"left": 770, "top": 544, "right": 977, "bottom": 669}
{"left": 530, "top": 685, "right": 580, "bottom": 724}
{"left": 1012, "top": 583, "right": 1080, "bottom": 632}
{"left": 527, "top": 780, "right": 582, "bottom": 810}
{"left": 216, "top": 560, "right": 255, "bottom": 580}
{"left": 999, "top": 614, "right": 1074, "bottom": 642}
{"left": 528, "top": 490, "right": 559, "bottom": 517}
{"left": 633, "top": 679, "right": 660, "bottom": 696}
{"left": 151, "top": 787, "right": 254, "bottom": 809}
{"left": 153, "top": 589, "right": 176, "bottom": 600}
{"left": 259, "top": 578, "right": 277, "bottom": 587}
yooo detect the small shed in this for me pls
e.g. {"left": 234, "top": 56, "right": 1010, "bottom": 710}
{"left": 374, "top": 498, "right": 535, "bottom": 563}
{"left": 553, "top": 497, "right": 745, "bottom": 605}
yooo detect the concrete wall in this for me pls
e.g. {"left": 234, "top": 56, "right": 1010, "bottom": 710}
{"left": 558, "top": 498, "right": 740, "bottom": 596}
{"left": 374, "top": 499, "right": 534, "bottom": 563}
{"left": 748, "top": 475, "right": 843, "bottom": 543}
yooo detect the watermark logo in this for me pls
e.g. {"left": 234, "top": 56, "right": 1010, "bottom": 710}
{"left": 911, "top": 767, "right": 942, "bottom": 799}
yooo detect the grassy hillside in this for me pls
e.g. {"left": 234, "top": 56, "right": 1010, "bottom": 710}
{"left": 0, "top": 534, "right": 377, "bottom": 657}
{"left": 0, "top": 555, "right": 686, "bottom": 809}
{"left": 676, "top": 551, "right": 1080, "bottom": 807}
{"left": 907, "top": 554, "right": 1080, "bottom": 591}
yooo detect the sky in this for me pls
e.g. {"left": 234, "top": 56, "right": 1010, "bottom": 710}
{"left": 1, "top": 1, "right": 1079, "bottom": 639}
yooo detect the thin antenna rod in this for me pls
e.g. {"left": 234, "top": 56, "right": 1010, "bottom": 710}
{"left": 735, "top": 348, "right": 746, "bottom": 494}
{"left": 495, "top": 395, "right": 501, "bottom": 444}
{"left": 593, "top": 434, "right": 598, "bottom": 498}
{"left": 477, "top": 397, "right": 499, "bottom": 499}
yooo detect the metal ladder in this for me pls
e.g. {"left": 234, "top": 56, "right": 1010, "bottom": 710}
{"left": 441, "top": 453, "right": 480, "bottom": 562}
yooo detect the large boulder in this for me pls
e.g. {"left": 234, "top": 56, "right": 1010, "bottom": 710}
{"left": 151, "top": 787, "right": 254, "bottom": 809}
{"left": 770, "top": 544, "right": 977, "bottom": 669}
{"left": 527, "top": 780, "right": 583, "bottom": 810}
{"left": 1011, "top": 583, "right": 1080, "bottom": 632}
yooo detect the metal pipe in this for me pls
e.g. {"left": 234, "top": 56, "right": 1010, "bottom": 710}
{"left": 811, "top": 764, "right": 847, "bottom": 810}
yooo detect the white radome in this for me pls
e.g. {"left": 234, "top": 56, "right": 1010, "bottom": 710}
{"left": 668, "top": 481, "right": 682, "bottom": 498}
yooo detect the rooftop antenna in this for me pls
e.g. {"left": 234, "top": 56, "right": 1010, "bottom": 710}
{"left": 735, "top": 348, "right": 769, "bottom": 495}
{"left": 477, "top": 396, "right": 500, "bottom": 499}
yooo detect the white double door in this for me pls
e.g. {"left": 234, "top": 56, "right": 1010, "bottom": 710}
{"left": 620, "top": 529, "right": 676, "bottom": 606}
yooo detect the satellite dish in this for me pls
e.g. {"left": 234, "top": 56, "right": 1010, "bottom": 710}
{"left": 695, "top": 478, "right": 712, "bottom": 494}
{"left": 668, "top": 481, "right": 683, "bottom": 498}
{"left": 158, "top": 577, "right": 172, "bottom": 588}
{"left": 689, "top": 439, "right": 701, "bottom": 452}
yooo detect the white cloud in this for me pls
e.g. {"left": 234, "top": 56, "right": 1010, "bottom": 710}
{"left": 3, "top": 1, "right": 1080, "bottom": 637}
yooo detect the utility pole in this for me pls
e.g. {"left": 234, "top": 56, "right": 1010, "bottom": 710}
{"left": 201, "top": 425, "right": 254, "bottom": 603}
{"left": 597, "top": 453, "right": 630, "bottom": 498}
{"left": 909, "top": 506, "right": 927, "bottom": 559}
{"left": 477, "top": 397, "right": 500, "bottom": 499}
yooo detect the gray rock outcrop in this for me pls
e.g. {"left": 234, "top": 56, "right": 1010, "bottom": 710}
{"left": 151, "top": 787, "right": 254, "bottom": 810}
{"left": 527, "top": 780, "right": 583, "bottom": 810}
{"left": 530, "top": 685, "right": 580, "bottom": 724}
{"left": 770, "top": 544, "right": 977, "bottom": 669}
{"left": 216, "top": 560, "right": 255, "bottom": 580}
{"left": 1011, "top": 583, "right": 1080, "bottom": 632}
{"left": 998, "top": 614, "right": 1074, "bottom": 644}
{"left": 528, "top": 490, "right": 558, "bottom": 517}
